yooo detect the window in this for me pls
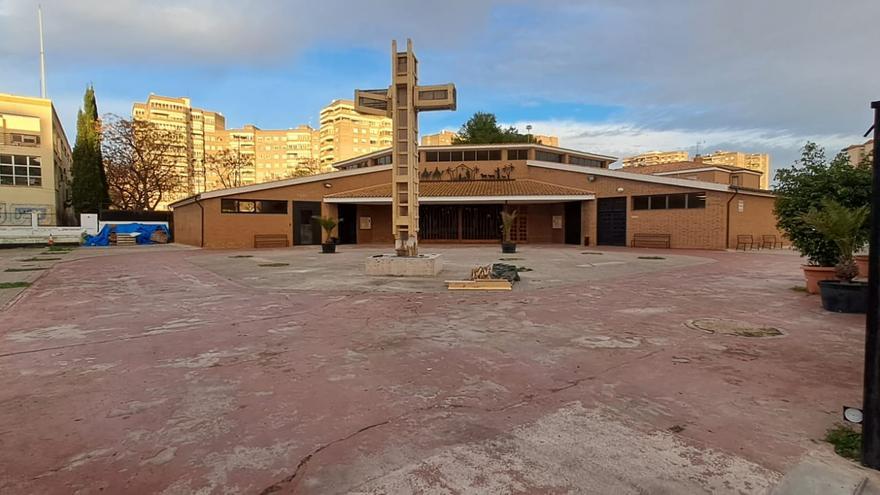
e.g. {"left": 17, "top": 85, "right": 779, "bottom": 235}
{"left": 377, "top": 155, "right": 392, "bottom": 165}
{"left": 221, "top": 199, "right": 288, "bottom": 214}
{"left": 10, "top": 133, "right": 40, "bottom": 146}
{"left": 535, "top": 150, "right": 563, "bottom": 163}
{"left": 686, "top": 192, "right": 706, "bottom": 209}
{"left": 569, "top": 155, "right": 602, "bottom": 167}
{"left": 649, "top": 194, "right": 668, "bottom": 209}
{"left": 631, "top": 192, "right": 706, "bottom": 210}
{"left": 508, "top": 149, "right": 529, "bottom": 160}
{"left": 0, "top": 154, "right": 41, "bottom": 186}
{"left": 667, "top": 193, "right": 686, "bottom": 209}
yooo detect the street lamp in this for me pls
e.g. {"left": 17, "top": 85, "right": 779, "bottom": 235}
{"left": 526, "top": 124, "right": 533, "bottom": 144}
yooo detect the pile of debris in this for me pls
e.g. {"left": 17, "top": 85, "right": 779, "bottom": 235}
{"left": 446, "top": 263, "right": 521, "bottom": 291}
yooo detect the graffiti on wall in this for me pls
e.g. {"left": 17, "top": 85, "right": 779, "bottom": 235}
{"left": 0, "top": 203, "right": 52, "bottom": 226}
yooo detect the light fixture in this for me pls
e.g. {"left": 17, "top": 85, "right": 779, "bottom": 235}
{"left": 844, "top": 406, "right": 864, "bottom": 424}
{"left": 616, "top": 187, "right": 625, "bottom": 193}
{"left": 324, "top": 183, "right": 332, "bottom": 189}
{"left": 587, "top": 175, "right": 596, "bottom": 182}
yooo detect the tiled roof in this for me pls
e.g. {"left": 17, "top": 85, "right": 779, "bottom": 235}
{"left": 624, "top": 161, "right": 756, "bottom": 175}
{"left": 324, "top": 179, "right": 594, "bottom": 199}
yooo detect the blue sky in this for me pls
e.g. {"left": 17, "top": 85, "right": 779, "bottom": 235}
{"left": 1, "top": 0, "right": 877, "bottom": 173}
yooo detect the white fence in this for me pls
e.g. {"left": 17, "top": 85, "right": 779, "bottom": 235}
{"left": 0, "top": 211, "right": 84, "bottom": 245}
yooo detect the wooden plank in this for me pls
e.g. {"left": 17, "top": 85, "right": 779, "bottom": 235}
{"left": 445, "top": 279, "right": 512, "bottom": 291}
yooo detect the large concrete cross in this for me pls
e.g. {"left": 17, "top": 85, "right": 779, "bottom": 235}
{"left": 355, "top": 39, "right": 456, "bottom": 257}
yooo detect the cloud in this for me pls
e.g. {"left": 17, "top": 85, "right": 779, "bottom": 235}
{"left": 0, "top": 0, "right": 497, "bottom": 65}
{"left": 508, "top": 119, "right": 855, "bottom": 174}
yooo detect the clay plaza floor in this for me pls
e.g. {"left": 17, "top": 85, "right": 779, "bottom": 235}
{"left": 0, "top": 243, "right": 871, "bottom": 493}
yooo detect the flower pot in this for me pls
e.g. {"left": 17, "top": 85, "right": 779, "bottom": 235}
{"left": 818, "top": 280, "right": 868, "bottom": 313}
{"left": 856, "top": 255, "right": 869, "bottom": 278}
{"left": 501, "top": 242, "right": 517, "bottom": 254}
{"left": 802, "top": 265, "right": 836, "bottom": 294}
{"left": 321, "top": 243, "right": 337, "bottom": 254}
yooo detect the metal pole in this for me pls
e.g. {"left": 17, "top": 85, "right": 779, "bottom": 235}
{"left": 863, "top": 100, "right": 880, "bottom": 468}
{"left": 38, "top": 5, "right": 47, "bottom": 98}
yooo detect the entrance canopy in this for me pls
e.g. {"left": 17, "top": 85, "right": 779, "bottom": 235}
{"left": 324, "top": 179, "right": 595, "bottom": 205}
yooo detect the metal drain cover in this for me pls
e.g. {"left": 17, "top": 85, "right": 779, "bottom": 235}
{"left": 686, "top": 318, "right": 785, "bottom": 338}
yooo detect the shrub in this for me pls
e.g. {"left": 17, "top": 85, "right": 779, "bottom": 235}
{"left": 774, "top": 142, "right": 872, "bottom": 266}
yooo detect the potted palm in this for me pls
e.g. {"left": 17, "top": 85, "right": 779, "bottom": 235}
{"left": 313, "top": 216, "right": 341, "bottom": 254}
{"left": 500, "top": 210, "right": 518, "bottom": 254}
{"left": 774, "top": 142, "right": 872, "bottom": 293}
{"left": 801, "top": 199, "right": 869, "bottom": 313}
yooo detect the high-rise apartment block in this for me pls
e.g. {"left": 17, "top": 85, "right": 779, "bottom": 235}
{"left": 699, "top": 151, "right": 771, "bottom": 189}
{"left": 0, "top": 93, "right": 73, "bottom": 226}
{"left": 206, "top": 124, "right": 320, "bottom": 189}
{"left": 843, "top": 140, "right": 874, "bottom": 167}
{"left": 132, "top": 94, "right": 226, "bottom": 197}
{"left": 318, "top": 99, "right": 393, "bottom": 167}
{"left": 622, "top": 150, "right": 690, "bottom": 168}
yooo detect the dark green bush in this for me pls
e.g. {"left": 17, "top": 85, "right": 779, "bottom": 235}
{"left": 774, "top": 142, "right": 872, "bottom": 266}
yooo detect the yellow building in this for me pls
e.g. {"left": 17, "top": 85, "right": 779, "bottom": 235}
{"left": 421, "top": 130, "right": 457, "bottom": 146}
{"left": 318, "top": 99, "right": 393, "bottom": 167}
{"left": 843, "top": 140, "right": 873, "bottom": 166}
{"left": 421, "top": 129, "right": 559, "bottom": 147}
{"left": 622, "top": 150, "right": 690, "bottom": 168}
{"left": 132, "top": 94, "right": 226, "bottom": 201}
{"left": 0, "top": 93, "right": 73, "bottom": 226}
{"left": 699, "top": 151, "right": 771, "bottom": 189}
{"left": 207, "top": 124, "right": 320, "bottom": 189}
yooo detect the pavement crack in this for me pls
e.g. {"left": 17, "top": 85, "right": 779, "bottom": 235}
{"left": 258, "top": 419, "right": 393, "bottom": 494}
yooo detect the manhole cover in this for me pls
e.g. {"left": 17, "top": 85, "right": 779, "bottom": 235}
{"left": 685, "top": 318, "right": 785, "bottom": 338}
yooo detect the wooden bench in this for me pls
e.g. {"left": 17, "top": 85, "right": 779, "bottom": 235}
{"left": 760, "top": 234, "right": 782, "bottom": 249}
{"left": 631, "top": 233, "right": 671, "bottom": 249}
{"left": 736, "top": 234, "right": 754, "bottom": 251}
{"left": 254, "top": 234, "right": 289, "bottom": 248}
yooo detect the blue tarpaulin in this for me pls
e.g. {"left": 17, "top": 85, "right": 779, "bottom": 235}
{"left": 83, "top": 223, "right": 170, "bottom": 247}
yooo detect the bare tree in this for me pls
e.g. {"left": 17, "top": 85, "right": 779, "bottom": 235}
{"left": 102, "top": 115, "right": 183, "bottom": 210}
{"left": 204, "top": 149, "right": 252, "bottom": 190}
{"left": 287, "top": 158, "right": 325, "bottom": 178}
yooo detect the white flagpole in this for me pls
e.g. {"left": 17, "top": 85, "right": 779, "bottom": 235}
{"left": 38, "top": 5, "right": 47, "bottom": 98}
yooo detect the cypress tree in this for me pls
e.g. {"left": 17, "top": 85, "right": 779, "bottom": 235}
{"left": 71, "top": 85, "right": 109, "bottom": 214}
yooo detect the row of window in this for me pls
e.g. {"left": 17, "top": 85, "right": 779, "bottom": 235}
{"left": 0, "top": 154, "right": 41, "bottom": 186}
{"left": 426, "top": 150, "right": 504, "bottom": 162}
{"left": 221, "top": 199, "right": 288, "bottom": 214}
{"left": 632, "top": 193, "right": 706, "bottom": 210}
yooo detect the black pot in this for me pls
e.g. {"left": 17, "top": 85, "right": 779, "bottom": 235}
{"left": 321, "top": 243, "right": 337, "bottom": 254}
{"left": 501, "top": 242, "right": 517, "bottom": 254}
{"left": 818, "top": 280, "right": 868, "bottom": 313}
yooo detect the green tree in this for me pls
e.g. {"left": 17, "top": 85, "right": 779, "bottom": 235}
{"left": 453, "top": 112, "right": 530, "bottom": 144}
{"left": 774, "top": 142, "right": 872, "bottom": 266}
{"left": 71, "top": 85, "right": 110, "bottom": 214}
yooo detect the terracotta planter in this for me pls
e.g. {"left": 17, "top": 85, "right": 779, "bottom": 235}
{"left": 802, "top": 265, "right": 837, "bottom": 294}
{"left": 856, "top": 255, "right": 869, "bottom": 279}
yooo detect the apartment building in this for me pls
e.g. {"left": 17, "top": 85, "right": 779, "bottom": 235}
{"left": 0, "top": 93, "right": 73, "bottom": 226}
{"left": 843, "top": 140, "right": 874, "bottom": 166}
{"left": 421, "top": 130, "right": 457, "bottom": 146}
{"left": 132, "top": 94, "right": 226, "bottom": 201}
{"left": 318, "top": 99, "right": 393, "bottom": 167}
{"left": 421, "top": 129, "right": 559, "bottom": 147}
{"left": 622, "top": 150, "right": 690, "bottom": 168}
{"left": 207, "top": 124, "right": 320, "bottom": 189}
{"left": 699, "top": 151, "right": 771, "bottom": 189}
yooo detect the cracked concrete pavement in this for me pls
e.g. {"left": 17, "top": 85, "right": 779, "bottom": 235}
{"left": 0, "top": 244, "right": 865, "bottom": 493}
